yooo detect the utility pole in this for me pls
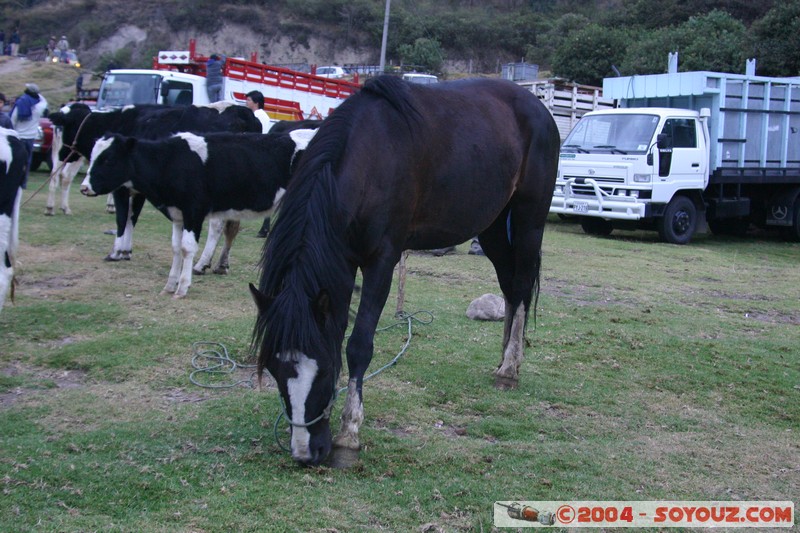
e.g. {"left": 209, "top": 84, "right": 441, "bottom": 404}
{"left": 379, "top": 0, "right": 391, "bottom": 73}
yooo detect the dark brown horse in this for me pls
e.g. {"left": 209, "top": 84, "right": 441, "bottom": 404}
{"left": 250, "top": 76, "right": 559, "bottom": 466}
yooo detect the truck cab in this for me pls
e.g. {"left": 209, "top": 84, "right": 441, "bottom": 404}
{"left": 97, "top": 70, "right": 209, "bottom": 108}
{"left": 551, "top": 107, "right": 710, "bottom": 244}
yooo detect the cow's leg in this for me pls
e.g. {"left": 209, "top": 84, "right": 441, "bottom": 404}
{"left": 106, "top": 189, "right": 131, "bottom": 261}
{"left": 213, "top": 220, "right": 240, "bottom": 275}
{"left": 193, "top": 218, "right": 222, "bottom": 275}
{"left": 105, "top": 194, "right": 116, "bottom": 213}
{"left": 162, "top": 222, "right": 185, "bottom": 295}
{"left": 1, "top": 188, "right": 22, "bottom": 311}
{"left": 45, "top": 168, "right": 58, "bottom": 216}
{"left": 59, "top": 161, "right": 81, "bottom": 215}
{"left": 174, "top": 224, "right": 201, "bottom": 299}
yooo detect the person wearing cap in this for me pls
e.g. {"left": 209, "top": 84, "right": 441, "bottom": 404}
{"left": 46, "top": 35, "right": 56, "bottom": 60}
{"left": 56, "top": 35, "right": 69, "bottom": 62}
{"left": 10, "top": 83, "right": 48, "bottom": 188}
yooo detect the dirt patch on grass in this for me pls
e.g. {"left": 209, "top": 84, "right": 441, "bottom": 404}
{"left": 0, "top": 362, "right": 89, "bottom": 408}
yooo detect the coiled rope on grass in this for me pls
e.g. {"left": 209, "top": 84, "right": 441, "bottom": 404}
{"left": 188, "top": 310, "right": 434, "bottom": 453}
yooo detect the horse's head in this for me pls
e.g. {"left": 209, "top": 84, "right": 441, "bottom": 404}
{"left": 250, "top": 283, "right": 342, "bottom": 466}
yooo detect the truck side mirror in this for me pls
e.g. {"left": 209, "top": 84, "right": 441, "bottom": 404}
{"left": 657, "top": 134, "right": 673, "bottom": 177}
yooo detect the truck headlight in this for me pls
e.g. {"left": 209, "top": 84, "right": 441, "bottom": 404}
{"left": 633, "top": 174, "right": 650, "bottom": 183}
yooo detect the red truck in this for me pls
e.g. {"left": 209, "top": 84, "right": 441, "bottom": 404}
{"left": 31, "top": 116, "right": 54, "bottom": 172}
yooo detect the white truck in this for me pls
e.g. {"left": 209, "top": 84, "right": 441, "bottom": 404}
{"left": 96, "top": 39, "right": 359, "bottom": 120}
{"left": 550, "top": 61, "right": 800, "bottom": 243}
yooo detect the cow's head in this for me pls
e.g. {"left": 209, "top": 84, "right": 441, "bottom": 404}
{"left": 80, "top": 135, "right": 135, "bottom": 197}
{"left": 49, "top": 103, "right": 93, "bottom": 163}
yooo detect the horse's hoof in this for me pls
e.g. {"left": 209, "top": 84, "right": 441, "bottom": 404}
{"left": 329, "top": 447, "right": 360, "bottom": 469}
{"left": 493, "top": 375, "right": 519, "bottom": 390}
{"left": 61, "top": 209, "right": 72, "bottom": 215}
{"left": 44, "top": 208, "right": 55, "bottom": 216}
{"left": 104, "top": 255, "right": 121, "bottom": 262}
{"left": 212, "top": 267, "right": 229, "bottom": 275}
{"left": 192, "top": 267, "right": 206, "bottom": 276}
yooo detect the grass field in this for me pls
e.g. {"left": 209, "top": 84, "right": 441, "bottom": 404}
{"left": 1, "top": 170, "right": 798, "bottom": 531}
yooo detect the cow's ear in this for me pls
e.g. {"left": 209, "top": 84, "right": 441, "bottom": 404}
{"left": 249, "top": 283, "right": 272, "bottom": 314}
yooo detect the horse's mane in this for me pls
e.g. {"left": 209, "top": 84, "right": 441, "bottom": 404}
{"left": 251, "top": 76, "right": 419, "bottom": 372}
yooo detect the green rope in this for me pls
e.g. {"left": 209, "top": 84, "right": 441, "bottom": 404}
{"left": 189, "top": 311, "right": 434, "bottom": 454}
{"left": 189, "top": 341, "right": 259, "bottom": 389}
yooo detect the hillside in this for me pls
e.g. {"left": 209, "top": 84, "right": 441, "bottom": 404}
{"left": 0, "top": 55, "right": 87, "bottom": 108}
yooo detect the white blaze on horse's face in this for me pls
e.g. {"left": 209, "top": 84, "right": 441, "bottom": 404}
{"left": 283, "top": 351, "right": 319, "bottom": 461}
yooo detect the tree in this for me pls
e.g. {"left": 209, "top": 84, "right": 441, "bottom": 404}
{"left": 397, "top": 38, "right": 444, "bottom": 73}
{"left": 752, "top": 1, "right": 800, "bottom": 76}
{"left": 551, "top": 23, "right": 630, "bottom": 85}
{"left": 620, "top": 10, "right": 749, "bottom": 75}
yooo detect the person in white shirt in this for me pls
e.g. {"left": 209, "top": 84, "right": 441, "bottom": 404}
{"left": 10, "top": 83, "right": 48, "bottom": 189}
{"left": 245, "top": 90, "right": 273, "bottom": 133}
{"left": 245, "top": 90, "right": 276, "bottom": 238}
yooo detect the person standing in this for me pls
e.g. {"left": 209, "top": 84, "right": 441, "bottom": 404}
{"left": 10, "top": 83, "right": 48, "bottom": 189}
{"left": 46, "top": 35, "right": 56, "bottom": 60}
{"left": 205, "top": 53, "right": 226, "bottom": 102}
{"left": 9, "top": 29, "right": 20, "bottom": 57}
{"left": 56, "top": 35, "right": 69, "bottom": 62}
{"left": 245, "top": 90, "right": 272, "bottom": 133}
{"left": 245, "top": 90, "right": 275, "bottom": 238}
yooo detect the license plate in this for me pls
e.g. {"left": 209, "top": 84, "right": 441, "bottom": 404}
{"left": 572, "top": 201, "right": 589, "bottom": 214}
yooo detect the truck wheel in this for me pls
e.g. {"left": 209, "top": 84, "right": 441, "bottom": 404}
{"left": 580, "top": 217, "right": 613, "bottom": 236}
{"left": 659, "top": 196, "right": 696, "bottom": 244}
{"left": 782, "top": 201, "right": 800, "bottom": 242}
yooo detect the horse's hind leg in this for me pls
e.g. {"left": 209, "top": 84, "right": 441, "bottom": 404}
{"left": 479, "top": 211, "right": 545, "bottom": 389}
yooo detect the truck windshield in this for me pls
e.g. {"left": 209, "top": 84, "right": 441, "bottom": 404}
{"left": 97, "top": 73, "right": 162, "bottom": 108}
{"left": 562, "top": 114, "right": 659, "bottom": 154}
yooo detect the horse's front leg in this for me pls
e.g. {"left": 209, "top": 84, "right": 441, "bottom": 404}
{"left": 331, "top": 256, "right": 397, "bottom": 468}
{"left": 212, "top": 220, "right": 240, "bottom": 274}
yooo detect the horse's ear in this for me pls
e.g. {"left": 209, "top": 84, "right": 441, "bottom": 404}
{"left": 249, "top": 283, "right": 272, "bottom": 313}
{"left": 313, "top": 290, "right": 332, "bottom": 327}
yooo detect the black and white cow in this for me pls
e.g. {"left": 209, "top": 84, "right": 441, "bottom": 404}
{"left": 1, "top": 128, "right": 27, "bottom": 312}
{"left": 48, "top": 102, "right": 261, "bottom": 272}
{"left": 80, "top": 130, "right": 314, "bottom": 298}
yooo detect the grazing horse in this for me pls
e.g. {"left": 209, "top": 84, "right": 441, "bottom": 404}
{"left": 249, "top": 76, "right": 559, "bottom": 466}
{"left": 1, "top": 128, "right": 27, "bottom": 312}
